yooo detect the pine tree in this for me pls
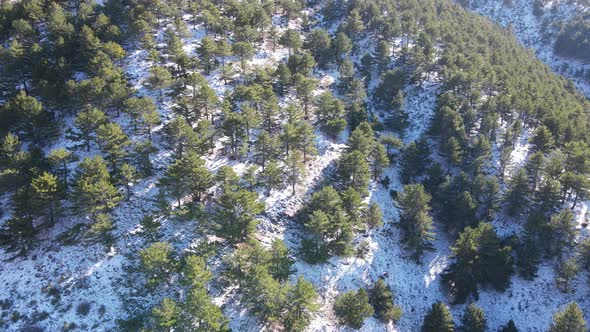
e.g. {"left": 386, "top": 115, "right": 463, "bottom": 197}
{"left": 280, "top": 29, "right": 302, "bottom": 56}
{"left": 259, "top": 160, "right": 283, "bottom": 194}
{"left": 152, "top": 298, "right": 180, "bottom": 331}
{"left": 269, "top": 239, "right": 294, "bottom": 282}
{"left": 334, "top": 288, "right": 374, "bottom": 329}
{"left": 337, "top": 151, "right": 371, "bottom": 195}
{"left": 123, "top": 96, "right": 159, "bottom": 135}
{"left": 548, "top": 209, "right": 576, "bottom": 256}
{"left": 139, "top": 242, "right": 173, "bottom": 285}
{"left": 526, "top": 151, "right": 544, "bottom": 190}
{"left": 31, "top": 172, "right": 60, "bottom": 225}
{"left": 48, "top": 148, "right": 75, "bottom": 189}
{"left": 146, "top": 66, "right": 172, "bottom": 101}
{"left": 183, "top": 255, "right": 212, "bottom": 287}
{"left": 460, "top": 303, "right": 487, "bottom": 332}
{"left": 96, "top": 122, "right": 130, "bottom": 173}
{"left": 555, "top": 257, "right": 580, "bottom": 293}
{"left": 397, "top": 184, "right": 435, "bottom": 260}
{"left": 182, "top": 151, "right": 213, "bottom": 207}
{"left": 184, "top": 285, "right": 229, "bottom": 331}
{"left": 366, "top": 202, "right": 383, "bottom": 228}
{"left": 71, "top": 156, "right": 122, "bottom": 216}
{"left": 233, "top": 42, "right": 255, "bottom": 75}
{"left": 549, "top": 302, "right": 586, "bottom": 332}
{"left": 399, "top": 138, "right": 431, "bottom": 184}
{"left": 504, "top": 168, "right": 529, "bottom": 215}
{"left": 284, "top": 276, "right": 320, "bottom": 332}
{"left": 85, "top": 213, "right": 114, "bottom": 245}
{"left": 68, "top": 108, "right": 108, "bottom": 151}
{"left": 212, "top": 189, "right": 264, "bottom": 243}
{"left": 134, "top": 140, "right": 156, "bottom": 176}
{"left": 197, "top": 36, "right": 217, "bottom": 74}
{"left": 530, "top": 125, "right": 554, "bottom": 153}
{"left": 119, "top": 163, "right": 137, "bottom": 200}
{"left": 421, "top": 302, "right": 454, "bottom": 332}
{"left": 369, "top": 279, "right": 402, "bottom": 324}
{"left": 286, "top": 150, "right": 305, "bottom": 195}
{"left": 254, "top": 130, "right": 279, "bottom": 169}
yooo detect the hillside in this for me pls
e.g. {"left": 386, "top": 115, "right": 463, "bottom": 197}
{"left": 1, "top": 0, "right": 590, "bottom": 331}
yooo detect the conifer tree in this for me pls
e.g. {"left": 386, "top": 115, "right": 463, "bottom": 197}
{"left": 421, "top": 302, "right": 454, "bottom": 332}
{"left": 286, "top": 150, "right": 305, "bottom": 195}
{"left": 337, "top": 151, "right": 371, "bottom": 195}
{"left": 68, "top": 108, "right": 108, "bottom": 151}
{"left": 146, "top": 66, "right": 172, "bottom": 101}
{"left": 334, "top": 288, "right": 374, "bottom": 329}
{"left": 48, "top": 148, "right": 75, "bottom": 189}
{"left": 499, "top": 320, "right": 518, "bottom": 332}
{"left": 85, "top": 213, "right": 114, "bottom": 245}
{"left": 366, "top": 202, "right": 384, "bottom": 228}
{"left": 460, "top": 303, "right": 487, "bottom": 332}
{"left": 555, "top": 257, "right": 580, "bottom": 293}
{"left": 504, "top": 168, "right": 529, "bottom": 215}
{"left": 31, "top": 172, "right": 60, "bottom": 225}
{"left": 397, "top": 184, "right": 435, "bottom": 260}
{"left": 139, "top": 241, "right": 173, "bottom": 285}
{"left": 212, "top": 189, "right": 264, "bottom": 243}
{"left": 96, "top": 122, "right": 130, "bottom": 173}
{"left": 71, "top": 156, "right": 122, "bottom": 216}
{"left": 152, "top": 298, "right": 180, "bottom": 331}
{"left": 184, "top": 285, "right": 229, "bottom": 331}
{"left": 284, "top": 276, "right": 320, "bottom": 332}
{"left": 259, "top": 160, "right": 283, "bottom": 194}
{"left": 119, "top": 163, "right": 137, "bottom": 200}
{"left": 368, "top": 279, "right": 402, "bottom": 324}
{"left": 269, "top": 239, "right": 294, "bottom": 282}
{"left": 183, "top": 255, "right": 212, "bottom": 287}
{"left": 549, "top": 302, "right": 586, "bottom": 332}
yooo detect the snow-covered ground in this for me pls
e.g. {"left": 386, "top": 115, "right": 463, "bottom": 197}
{"left": 467, "top": 0, "right": 590, "bottom": 97}
{"left": 1, "top": 4, "right": 589, "bottom": 332}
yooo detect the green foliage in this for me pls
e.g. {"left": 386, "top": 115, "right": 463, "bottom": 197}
{"left": 139, "top": 242, "right": 173, "bottom": 285}
{"left": 212, "top": 189, "right": 264, "bottom": 243}
{"left": 71, "top": 156, "right": 122, "bottom": 216}
{"left": 397, "top": 184, "right": 435, "bottom": 261}
{"left": 549, "top": 302, "right": 587, "bottom": 332}
{"left": 368, "top": 279, "right": 402, "bottom": 324}
{"left": 442, "top": 222, "right": 513, "bottom": 304}
{"left": 334, "top": 288, "right": 374, "bottom": 329}
{"left": 460, "top": 303, "right": 487, "bottom": 332}
{"left": 421, "top": 302, "right": 454, "bottom": 332}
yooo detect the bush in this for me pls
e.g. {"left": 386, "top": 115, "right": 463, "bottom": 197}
{"left": 76, "top": 302, "right": 91, "bottom": 316}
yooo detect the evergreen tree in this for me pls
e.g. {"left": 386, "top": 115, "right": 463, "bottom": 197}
{"left": 71, "top": 156, "right": 122, "bottom": 216}
{"left": 152, "top": 298, "right": 180, "bottom": 332}
{"left": 269, "top": 239, "right": 294, "bottom": 282}
{"left": 96, "top": 122, "right": 130, "bottom": 173}
{"left": 85, "top": 213, "right": 114, "bottom": 245}
{"left": 280, "top": 29, "right": 302, "bottom": 56}
{"left": 504, "top": 168, "right": 529, "bottom": 215}
{"left": 184, "top": 285, "right": 229, "bottom": 331}
{"left": 146, "top": 66, "right": 172, "bottom": 101}
{"left": 68, "top": 108, "right": 108, "bottom": 152}
{"left": 48, "top": 148, "right": 75, "bottom": 189}
{"left": 368, "top": 279, "right": 402, "bottom": 324}
{"left": 337, "top": 151, "right": 371, "bottom": 195}
{"left": 334, "top": 288, "right": 374, "bottom": 329}
{"left": 286, "top": 150, "right": 305, "bottom": 195}
{"left": 555, "top": 257, "right": 580, "bottom": 293}
{"left": 399, "top": 138, "right": 431, "bottom": 184}
{"left": 549, "top": 302, "right": 586, "bottom": 332}
{"left": 259, "top": 160, "right": 283, "bottom": 194}
{"left": 366, "top": 202, "right": 383, "bottom": 228}
{"left": 397, "top": 184, "right": 435, "bottom": 260}
{"left": 421, "top": 302, "right": 454, "bottom": 332}
{"left": 183, "top": 255, "right": 212, "bottom": 287}
{"left": 31, "top": 172, "right": 60, "bottom": 225}
{"left": 119, "top": 163, "right": 137, "bottom": 200}
{"left": 460, "top": 303, "right": 487, "bottom": 332}
{"left": 530, "top": 125, "right": 554, "bottom": 153}
{"left": 139, "top": 242, "right": 173, "bottom": 285}
{"left": 212, "top": 189, "right": 264, "bottom": 243}
{"left": 284, "top": 276, "right": 320, "bottom": 332}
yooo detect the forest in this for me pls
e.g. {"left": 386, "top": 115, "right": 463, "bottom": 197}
{"left": 0, "top": 0, "right": 589, "bottom": 331}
